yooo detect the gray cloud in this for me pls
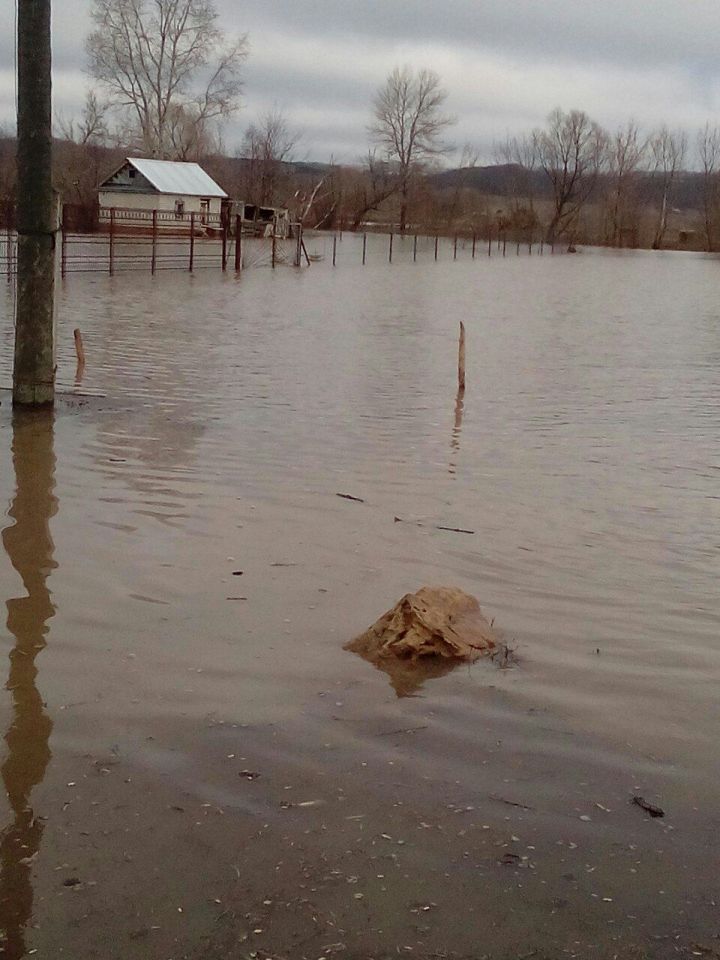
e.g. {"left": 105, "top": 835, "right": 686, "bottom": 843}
{"left": 1, "top": 1, "right": 718, "bottom": 164}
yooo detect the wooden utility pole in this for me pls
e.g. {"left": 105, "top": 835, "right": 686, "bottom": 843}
{"left": 14, "top": 0, "right": 55, "bottom": 407}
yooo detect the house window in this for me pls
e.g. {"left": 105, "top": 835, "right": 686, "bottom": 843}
{"left": 128, "top": 168, "right": 136, "bottom": 179}
{"left": 175, "top": 199, "right": 185, "bottom": 218}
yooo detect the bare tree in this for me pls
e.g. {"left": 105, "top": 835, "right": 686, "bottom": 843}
{"left": 534, "top": 108, "right": 608, "bottom": 244}
{"left": 648, "top": 126, "right": 686, "bottom": 249}
{"left": 369, "top": 66, "right": 455, "bottom": 232}
{"left": 696, "top": 123, "right": 720, "bottom": 252}
{"left": 342, "top": 151, "right": 402, "bottom": 230}
{"left": 494, "top": 133, "right": 540, "bottom": 238}
{"left": 87, "top": 0, "right": 248, "bottom": 159}
{"left": 604, "top": 121, "right": 646, "bottom": 247}
{"left": 241, "top": 109, "right": 299, "bottom": 205}
{"left": 57, "top": 90, "right": 110, "bottom": 146}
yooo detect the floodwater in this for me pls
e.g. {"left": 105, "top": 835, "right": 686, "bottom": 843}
{"left": 0, "top": 236, "right": 719, "bottom": 959}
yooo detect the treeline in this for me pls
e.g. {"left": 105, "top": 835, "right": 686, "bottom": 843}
{"left": 1, "top": 116, "right": 718, "bottom": 253}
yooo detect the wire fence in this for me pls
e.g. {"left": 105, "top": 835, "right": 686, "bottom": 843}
{"left": 0, "top": 207, "right": 559, "bottom": 282}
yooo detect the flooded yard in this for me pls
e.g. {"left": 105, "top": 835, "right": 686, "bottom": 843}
{"left": 0, "top": 239, "right": 719, "bottom": 959}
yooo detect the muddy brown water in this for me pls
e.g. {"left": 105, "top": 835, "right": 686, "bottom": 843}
{"left": 0, "top": 238, "right": 719, "bottom": 959}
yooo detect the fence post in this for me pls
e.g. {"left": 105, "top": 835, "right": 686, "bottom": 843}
{"left": 235, "top": 215, "right": 242, "bottom": 271}
{"left": 271, "top": 233, "right": 277, "bottom": 269}
{"left": 413, "top": 234, "right": 418, "bottom": 262}
{"left": 487, "top": 229, "right": 492, "bottom": 257}
{"left": 434, "top": 235, "right": 439, "bottom": 261}
{"left": 389, "top": 231, "right": 393, "bottom": 263}
{"left": 453, "top": 235, "right": 458, "bottom": 260}
{"left": 332, "top": 235, "right": 337, "bottom": 266}
{"left": 61, "top": 203, "right": 67, "bottom": 278}
{"left": 362, "top": 232, "right": 367, "bottom": 265}
{"left": 222, "top": 219, "right": 228, "bottom": 271}
{"left": 109, "top": 207, "right": 115, "bottom": 275}
{"left": 471, "top": 233, "right": 476, "bottom": 259}
{"left": 189, "top": 212, "right": 195, "bottom": 272}
{"left": 151, "top": 209, "right": 157, "bottom": 274}
{"left": 540, "top": 238, "right": 544, "bottom": 256}
{"left": 502, "top": 233, "right": 507, "bottom": 257}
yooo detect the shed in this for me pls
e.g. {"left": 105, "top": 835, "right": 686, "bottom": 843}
{"left": 98, "top": 158, "right": 228, "bottom": 225}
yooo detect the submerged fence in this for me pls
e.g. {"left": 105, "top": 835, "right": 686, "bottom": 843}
{"left": 0, "top": 209, "right": 557, "bottom": 280}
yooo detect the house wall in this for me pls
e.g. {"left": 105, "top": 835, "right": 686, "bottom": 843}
{"left": 99, "top": 191, "right": 223, "bottom": 218}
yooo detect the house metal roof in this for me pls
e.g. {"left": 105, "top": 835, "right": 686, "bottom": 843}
{"left": 124, "top": 158, "right": 227, "bottom": 198}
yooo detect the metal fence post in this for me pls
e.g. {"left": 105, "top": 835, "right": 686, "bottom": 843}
{"left": 189, "top": 212, "right": 195, "bottom": 272}
{"left": 389, "top": 231, "right": 393, "bottom": 263}
{"left": 61, "top": 203, "right": 67, "bottom": 278}
{"left": 332, "top": 235, "right": 337, "bottom": 266}
{"left": 151, "top": 209, "right": 157, "bottom": 274}
{"left": 236, "top": 215, "right": 243, "bottom": 271}
{"left": 434, "top": 235, "right": 439, "bottom": 261}
{"left": 362, "top": 232, "right": 367, "bottom": 265}
{"left": 109, "top": 207, "right": 115, "bottom": 275}
{"left": 413, "top": 234, "right": 418, "bottom": 262}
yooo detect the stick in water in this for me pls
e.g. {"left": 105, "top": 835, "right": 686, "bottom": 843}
{"left": 458, "top": 321, "right": 466, "bottom": 392}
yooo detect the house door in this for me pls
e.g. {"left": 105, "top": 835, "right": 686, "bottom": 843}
{"left": 200, "top": 199, "right": 210, "bottom": 224}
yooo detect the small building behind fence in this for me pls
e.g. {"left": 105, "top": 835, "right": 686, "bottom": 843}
{"left": 98, "top": 158, "right": 228, "bottom": 230}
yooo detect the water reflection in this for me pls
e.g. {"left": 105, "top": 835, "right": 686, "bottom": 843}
{"left": 448, "top": 387, "right": 465, "bottom": 476}
{"left": 0, "top": 412, "right": 56, "bottom": 958}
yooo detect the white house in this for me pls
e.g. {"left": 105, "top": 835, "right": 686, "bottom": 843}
{"left": 98, "top": 158, "right": 228, "bottom": 225}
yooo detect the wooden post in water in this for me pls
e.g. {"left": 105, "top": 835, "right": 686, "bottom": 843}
{"left": 487, "top": 230, "right": 492, "bottom": 257}
{"left": 434, "top": 235, "right": 439, "bottom": 261}
{"left": 389, "top": 232, "right": 393, "bottom": 263}
{"left": 189, "top": 212, "right": 195, "bottom": 271}
{"left": 472, "top": 234, "right": 476, "bottom": 259}
{"left": 362, "top": 232, "right": 367, "bottom": 265}
{"left": 458, "top": 321, "right": 466, "bottom": 393}
{"left": 453, "top": 236, "right": 458, "bottom": 260}
{"left": 271, "top": 233, "right": 277, "bottom": 269}
{"left": 151, "top": 209, "right": 157, "bottom": 274}
{"left": 540, "top": 238, "right": 544, "bottom": 255}
{"left": 516, "top": 240, "right": 520, "bottom": 256}
{"left": 502, "top": 233, "right": 507, "bottom": 257}
{"left": 235, "top": 214, "right": 243, "bottom": 271}
{"left": 73, "top": 327, "right": 85, "bottom": 371}
{"left": 222, "top": 220, "right": 228, "bottom": 271}
{"left": 332, "top": 235, "right": 337, "bottom": 266}
{"left": 413, "top": 234, "right": 418, "bottom": 262}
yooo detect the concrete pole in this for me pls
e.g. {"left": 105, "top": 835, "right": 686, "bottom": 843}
{"left": 14, "top": 0, "right": 55, "bottom": 407}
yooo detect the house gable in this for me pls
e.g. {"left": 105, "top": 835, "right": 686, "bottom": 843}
{"left": 101, "top": 160, "right": 158, "bottom": 195}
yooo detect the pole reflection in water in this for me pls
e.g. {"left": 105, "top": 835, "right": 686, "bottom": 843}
{"left": 0, "top": 412, "right": 56, "bottom": 958}
{"left": 448, "top": 387, "right": 465, "bottom": 477}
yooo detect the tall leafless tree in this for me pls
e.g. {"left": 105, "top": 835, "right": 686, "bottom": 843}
{"left": 369, "top": 66, "right": 454, "bottom": 232}
{"left": 696, "top": 123, "right": 720, "bottom": 252}
{"left": 86, "top": 0, "right": 248, "bottom": 159}
{"left": 648, "top": 126, "right": 686, "bottom": 249}
{"left": 534, "top": 108, "right": 608, "bottom": 244}
{"left": 241, "top": 109, "right": 299, "bottom": 206}
{"left": 604, "top": 121, "right": 646, "bottom": 247}
{"left": 494, "top": 133, "right": 540, "bottom": 238}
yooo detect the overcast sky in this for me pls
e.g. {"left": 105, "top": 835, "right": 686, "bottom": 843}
{"left": 1, "top": 1, "right": 720, "bottom": 165}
